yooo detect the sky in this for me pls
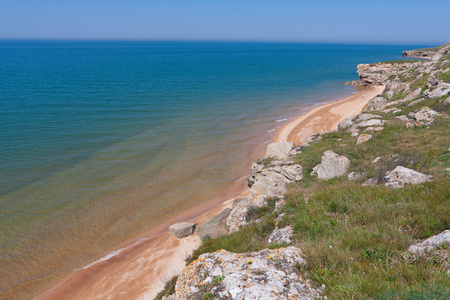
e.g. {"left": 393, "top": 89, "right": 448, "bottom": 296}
{"left": 1, "top": 0, "right": 449, "bottom": 44}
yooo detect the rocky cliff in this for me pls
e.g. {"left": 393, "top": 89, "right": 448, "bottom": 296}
{"left": 158, "top": 43, "right": 450, "bottom": 300}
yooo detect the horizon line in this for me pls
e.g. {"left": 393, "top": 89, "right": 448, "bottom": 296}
{"left": 0, "top": 38, "right": 443, "bottom": 47}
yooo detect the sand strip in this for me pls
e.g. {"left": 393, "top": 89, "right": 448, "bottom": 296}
{"left": 276, "top": 85, "right": 385, "bottom": 144}
{"left": 40, "top": 85, "right": 384, "bottom": 300}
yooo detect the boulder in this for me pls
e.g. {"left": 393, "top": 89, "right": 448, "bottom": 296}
{"left": 338, "top": 115, "right": 357, "bottom": 130}
{"left": 409, "top": 107, "right": 440, "bottom": 123}
{"left": 408, "top": 230, "right": 450, "bottom": 254}
{"left": 424, "top": 83, "right": 450, "bottom": 98}
{"left": 384, "top": 166, "right": 432, "bottom": 188}
{"left": 227, "top": 200, "right": 256, "bottom": 233}
{"left": 268, "top": 226, "right": 293, "bottom": 245}
{"left": 349, "top": 119, "right": 383, "bottom": 131}
{"left": 373, "top": 126, "right": 384, "bottom": 132}
{"left": 348, "top": 172, "right": 362, "bottom": 181}
{"left": 232, "top": 197, "right": 246, "bottom": 208}
{"left": 404, "top": 88, "right": 422, "bottom": 101}
{"left": 279, "top": 164, "right": 303, "bottom": 182}
{"left": 357, "top": 113, "right": 382, "bottom": 121}
{"left": 356, "top": 134, "right": 372, "bottom": 145}
{"left": 169, "top": 222, "right": 198, "bottom": 239}
{"left": 427, "top": 74, "right": 439, "bottom": 87}
{"left": 311, "top": 150, "right": 350, "bottom": 180}
{"left": 248, "top": 170, "right": 289, "bottom": 206}
{"left": 396, "top": 115, "right": 410, "bottom": 122}
{"left": 265, "top": 141, "right": 294, "bottom": 159}
{"left": 196, "top": 209, "right": 232, "bottom": 240}
{"left": 165, "top": 247, "right": 323, "bottom": 300}
{"left": 363, "top": 96, "right": 387, "bottom": 112}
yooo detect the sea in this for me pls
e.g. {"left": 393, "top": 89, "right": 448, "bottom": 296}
{"left": 0, "top": 41, "right": 428, "bottom": 299}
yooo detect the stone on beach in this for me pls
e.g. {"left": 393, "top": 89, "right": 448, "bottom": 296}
{"left": 169, "top": 222, "right": 198, "bottom": 239}
{"left": 196, "top": 209, "right": 232, "bottom": 240}
{"left": 311, "top": 150, "right": 350, "bottom": 179}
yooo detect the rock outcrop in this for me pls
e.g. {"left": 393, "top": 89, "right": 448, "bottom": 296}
{"left": 165, "top": 247, "right": 324, "bottom": 300}
{"left": 408, "top": 230, "right": 450, "bottom": 254}
{"left": 384, "top": 166, "right": 432, "bottom": 188}
{"left": 169, "top": 222, "right": 198, "bottom": 239}
{"left": 268, "top": 226, "right": 293, "bottom": 245}
{"left": 311, "top": 150, "right": 350, "bottom": 179}
{"left": 409, "top": 107, "right": 440, "bottom": 123}
{"left": 196, "top": 209, "right": 232, "bottom": 240}
{"left": 402, "top": 49, "right": 437, "bottom": 58}
{"left": 363, "top": 96, "right": 387, "bottom": 112}
{"left": 265, "top": 141, "right": 294, "bottom": 159}
{"left": 356, "top": 133, "right": 372, "bottom": 145}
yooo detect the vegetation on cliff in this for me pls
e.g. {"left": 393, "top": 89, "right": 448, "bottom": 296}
{"left": 158, "top": 43, "right": 450, "bottom": 299}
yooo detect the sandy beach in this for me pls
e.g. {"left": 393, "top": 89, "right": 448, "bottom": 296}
{"left": 40, "top": 85, "right": 383, "bottom": 300}
{"left": 276, "top": 85, "right": 385, "bottom": 145}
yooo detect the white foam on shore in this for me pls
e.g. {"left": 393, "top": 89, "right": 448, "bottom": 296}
{"left": 75, "top": 235, "right": 151, "bottom": 271}
{"left": 275, "top": 118, "right": 288, "bottom": 123}
{"left": 76, "top": 250, "right": 123, "bottom": 271}
{"left": 234, "top": 176, "right": 248, "bottom": 183}
{"left": 267, "top": 129, "right": 275, "bottom": 133}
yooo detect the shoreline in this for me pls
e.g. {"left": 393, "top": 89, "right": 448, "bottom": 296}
{"left": 39, "top": 85, "right": 382, "bottom": 300}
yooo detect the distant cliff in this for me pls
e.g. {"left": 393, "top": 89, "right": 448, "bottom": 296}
{"left": 402, "top": 44, "right": 448, "bottom": 58}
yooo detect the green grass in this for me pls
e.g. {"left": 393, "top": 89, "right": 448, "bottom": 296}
{"left": 382, "top": 59, "right": 424, "bottom": 64}
{"left": 414, "top": 45, "right": 445, "bottom": 52}
{"left": 285, "top": 180, "right": 450, "bottom": 299}
{"left": 184, "top": 112, "right": 450, "bottom": 299}
{"left": 157, "top": 73, "right": 450, "bottom": 298}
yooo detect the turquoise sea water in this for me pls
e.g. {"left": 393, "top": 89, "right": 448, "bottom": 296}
{"left": 0, "top": 41, "right": 426, "bottom": 298}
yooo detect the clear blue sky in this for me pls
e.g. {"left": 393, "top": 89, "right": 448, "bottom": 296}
{"left": 1, "top": 0, "right": 448, "bottom": 44}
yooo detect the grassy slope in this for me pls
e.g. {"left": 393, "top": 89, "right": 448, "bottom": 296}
{"left": 158, "top": 53, "right": 450, "bottom": 299}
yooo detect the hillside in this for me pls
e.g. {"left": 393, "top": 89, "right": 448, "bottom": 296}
{"left": 158, "top": 43, "right": 450, "bottom": 300}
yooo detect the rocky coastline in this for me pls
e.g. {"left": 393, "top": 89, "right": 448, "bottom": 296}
{"left": 159, "top": 43, "right": 450, "bottom": 299}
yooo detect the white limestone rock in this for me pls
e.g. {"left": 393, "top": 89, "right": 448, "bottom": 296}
{"left": 409, "top": 107, "right": 440, "bottom": 123}
{"left": 311, "top": 150, "right": 350, "bottom": 180}
{"left": 384, "top": 166, "right": 432, "bottom": 188}
{"left": 166, "top": 247, "right": 323, "bottom": 300}
{"left": 268, "top": 226, "right": 293, "bottom": 245}
{"left": 363, "top": 96, "right": 387, "bottom": 112}
{"left": 347, "top": 172, "right": 362, "bottom": 181}
{"left": 265, "top": 141, "right": 294, "bottom": 159}
{"left": 356, "top": 134, "right": 372, "bottom": 145}
{"left": 196, "top": 209, "right": 231, "bottom": 240}
{"left": 169, "top": 222, "right": 198, "bottom": 239}
{"left": 408, "top": 230, "right": 450, "bottom": 254}
{"left": 357, "top": 113, "right": 382, "bottom": 121}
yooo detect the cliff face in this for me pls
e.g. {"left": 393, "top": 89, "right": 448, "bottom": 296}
{"left": 402, "top": 43, "right": 450, "bottom": 58}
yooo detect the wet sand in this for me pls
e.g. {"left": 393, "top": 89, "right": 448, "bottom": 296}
{"left": 39, "top": 85, "right": 383, "bottom": 300}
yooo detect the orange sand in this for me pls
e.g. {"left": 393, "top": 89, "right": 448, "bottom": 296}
{"left": 40, "top": 85, "right": 384, "bottom": 299}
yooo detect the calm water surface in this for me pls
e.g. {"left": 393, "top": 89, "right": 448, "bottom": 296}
{"left": 0, "top": 41, "right": 427, "bottom": 298}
